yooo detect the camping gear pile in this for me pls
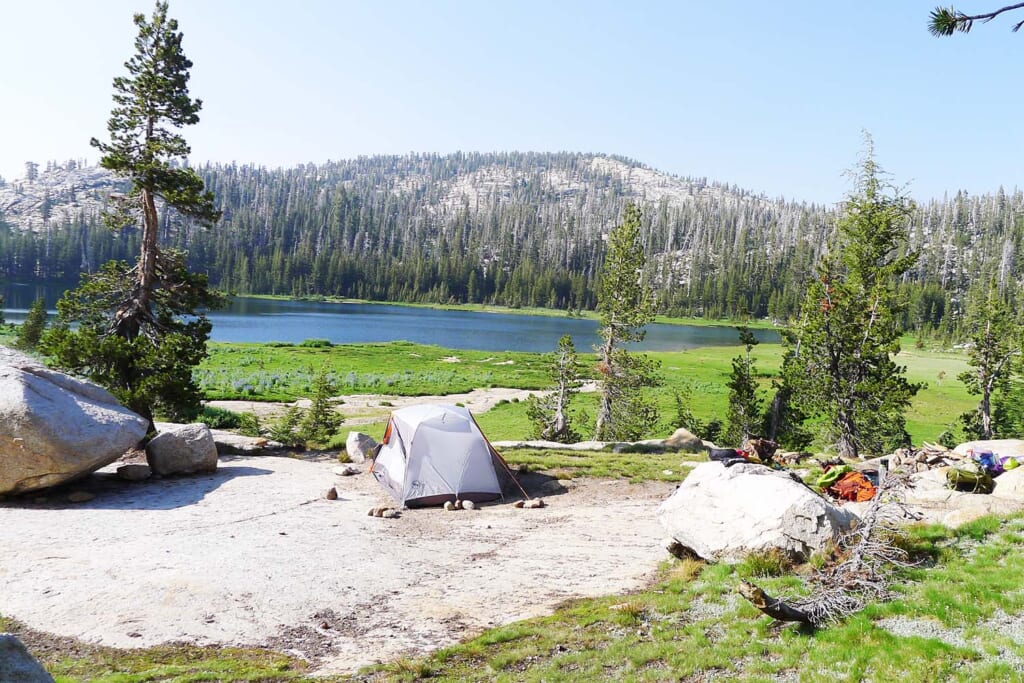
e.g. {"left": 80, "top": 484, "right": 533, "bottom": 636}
{"left": 816, "top": 465, "right": 877, "bottom": 502}
{"left": 876, "top": 443, "right": 1023, "bottom": 495}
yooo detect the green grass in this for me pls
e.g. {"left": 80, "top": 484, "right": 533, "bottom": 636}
{"left": 196, "top": 341, "right": 556, "bottom": 401}
{"left": 498, "top": 448, "right": 703, "bottom": 482}
{"left": 207, "top": 337, "right": 977, "bottom": 450}
{"left": 353, "top": 513, "right": 1024, "bottom": 683}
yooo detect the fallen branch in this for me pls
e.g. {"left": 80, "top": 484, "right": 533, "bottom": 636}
{"left": 738, "top": 471, "right": 916, "bottom": 626}
{"left": 737, "top": 581, "right": 813, "bottom": 625}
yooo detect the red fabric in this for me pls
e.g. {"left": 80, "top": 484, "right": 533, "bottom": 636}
{"left": 828, "top": 471, "right": 876, "bottom": 501}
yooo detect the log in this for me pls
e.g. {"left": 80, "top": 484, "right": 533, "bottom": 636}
{"left": 737, "top": 581, "right": 813, "bottom": 625}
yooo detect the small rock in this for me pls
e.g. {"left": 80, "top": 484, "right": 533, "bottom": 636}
{"left": 463, "top": 499, "right": 476, "bottom": 510}
{"left": 454, "top": 499, "right": 463, "bottom": 510}
{"left": 513, "top": 500, "right": 525, "bottom": 508}
{"left": 333, "top": 465, "right": 359, "bottom": 476}
{"left": 524, "top": 498, "right": 545, "bottom": 509}
{"left": 117, "top": 464, "right": 151, "bottom": 481}
{"left": 662, "top": 469, "right": 674, "bottom": 476}
{"left": 373, "top": 507, "right": 385, "bottom": 517}
{"left": 443, "top": 501, "right": 455, "bottom": 511}
{"left": 323, "top": 487, "right": 338, "bottom": 500}
{"left": 382, "top": 509, "right": 400, "bottom": 519}
{"left": 67, "top": 491, "right": 94, "bottom": 503}
{"left": 366, "top": 507, "right": 376, "bottom": 517}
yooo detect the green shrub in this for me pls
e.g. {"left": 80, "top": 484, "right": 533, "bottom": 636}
{"left": 299, "top": 338, "right": 333, "bottom": 348}
{"left": 199, "top": 405, "right": 244, "bottom": 429}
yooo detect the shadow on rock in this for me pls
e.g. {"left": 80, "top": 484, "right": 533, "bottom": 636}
{"left": 0, "top": 464, "right": 272, "bottom": 511}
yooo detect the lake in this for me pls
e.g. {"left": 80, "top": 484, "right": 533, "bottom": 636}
{"left": 1, "top": 284, "right": 779, "bottom": 353}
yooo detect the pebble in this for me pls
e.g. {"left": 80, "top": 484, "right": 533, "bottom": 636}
{"left": 323, "top": 487, "right": 338, "bottom": 500}
{"left": 443, "top": 501, "right": 455, "bottom": 511}
{"left": 67, "top": 491, "right": 95, "bottom": 503}
{"left": 382, "top": 509, "right": 400, "bottom": 519}
{"left": 462, "top": 499, "right": 476, "bottom": 510}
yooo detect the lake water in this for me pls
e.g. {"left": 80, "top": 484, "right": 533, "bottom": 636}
{"left": 1, "top": 284, "right": 778, "bottom": 352}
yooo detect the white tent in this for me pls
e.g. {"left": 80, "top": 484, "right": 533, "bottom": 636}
{"left": 370, "top": 404, "right": 514, "bottom": 507}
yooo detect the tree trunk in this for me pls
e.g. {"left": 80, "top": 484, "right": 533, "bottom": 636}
{"left": 594, "top": 335, "right": 615, "bottom": 439}
{"left": 836, "top": 409, "right": 859, "bottom": 459}
{"left": 980, "top": 389, "right": 993, "bottom": 439}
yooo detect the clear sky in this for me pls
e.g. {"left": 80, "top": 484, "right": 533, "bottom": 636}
{"left": 1, "top": 1, "right": 1021, "bottom": 204}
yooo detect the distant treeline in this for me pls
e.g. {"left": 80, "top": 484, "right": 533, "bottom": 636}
{"left": 0, "top": 151, "right": 1021, "bottom": 337}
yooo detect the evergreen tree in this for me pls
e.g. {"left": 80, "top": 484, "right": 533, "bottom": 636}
{"left": 15, "top": 298, "right": 48, "bottom": 351}
{"left": 957, "top": 285, "right": 1021, "bottom": 439}
{"left": 526, "top": 334, "right": 583, "bottom": 443}
{"left": 929, "top": 4, "right": 1024, "bottom": 35}
{"left": 725, "top": 326, "right": 762, "bottom": 445}
{"left": 782, "top": 138, "right": 921, "bottom": 458}
{"left": 43, "top": 2, "right": 221, "bottom": 426}
{"left": 299, "top": 365, "right": 344, "bottom": 446}
{"left": 594, "top": 202, "right": 661, "bottom": 440}
{"left": 0, "top": 295, "right": 5, "bottom": 326}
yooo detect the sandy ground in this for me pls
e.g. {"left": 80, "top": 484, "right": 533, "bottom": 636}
{"left": 208, "top": 381, "right": 599, "bottom": 426}
{"left": 0, "top": 455, "right": 675, "bottom": 674}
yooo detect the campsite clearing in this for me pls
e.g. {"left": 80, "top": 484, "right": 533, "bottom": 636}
{"left": 0, "top": 454, "right": 674, "bottom": 676}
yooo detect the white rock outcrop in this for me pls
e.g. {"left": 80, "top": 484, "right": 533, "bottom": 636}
{"left": 663, "top": 428, "right": 706, "bottom": 453}
{"left": 658, "top": 462, "right": 856, "bottom": 563}
{"left": 345, "top": 431, "right": 377, "bottom": 463}
{"left": 146, "top": 423, "right": 218, "bottom": 476}
{"left": 0, "top": 347, "right": 148, "bottom": 495}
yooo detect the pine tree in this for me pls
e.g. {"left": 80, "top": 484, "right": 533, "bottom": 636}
{"left": 594, "top": 202, "right": 661, "bottom": 441}
{"left": 782, "top": 138, "right": 921, "bottom": 458}
{"left": 15, "top": 298, "right": 48, "bottom": 351}
{"left": 299, "top": 365, "right": 344, "bottom": 446}
{"left": 725, "top": 326, "right": 762, "bottom": 445}
{"left": 958, "top": 285, "right": 1021, "bottom": 439}
{"left": 42, "top": 2, "right": 222, "bottom": 426}
{"left": 526, "top": 334, "right": 583, "bottom": 443}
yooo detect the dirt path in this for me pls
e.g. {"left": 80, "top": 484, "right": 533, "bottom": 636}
{"left": 207, "top": 382, "right": 599, "bottom": 426}
{"left": 0, "top": 456, "right": 674, "bottom": 674}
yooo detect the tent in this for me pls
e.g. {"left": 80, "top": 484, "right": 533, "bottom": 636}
{"left": 370, "top": 404, "right": 517, "bottom": 507}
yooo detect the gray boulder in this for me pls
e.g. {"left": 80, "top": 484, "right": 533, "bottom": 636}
{"left": 0, "top": 346, "right": 148, "bottom": 495}
{"left": 664, "top": 428, "right": 705, "bottom": 453}
{"left": 345, "top": 431, "right": 377, "bottom": 463}
{"left": 658, "top": 462, "right": 856, "bottom": 563}
{"left": 146, "top": 423, "right": 218, "bottom": 476}
{"left": 0, "top": 633, "right": 55, "bottom": 682}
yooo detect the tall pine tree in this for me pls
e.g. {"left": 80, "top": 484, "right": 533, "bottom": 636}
{"left": 42, "top": 1, "right": 221, "bottom": 425}
{"left": 782, "top": 137, "right": 921, "bottom": 458}
{"left": 594, "top": 202, "right": 660, "bottom": 441}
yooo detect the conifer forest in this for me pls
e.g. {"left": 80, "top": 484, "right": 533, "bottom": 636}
{"left": 1, "top": 150, "right": 1020, "bottom": 338}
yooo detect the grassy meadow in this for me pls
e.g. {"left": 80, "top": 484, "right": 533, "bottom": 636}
{"left": 197, "top": 336, "right": 975, "bottom": 449}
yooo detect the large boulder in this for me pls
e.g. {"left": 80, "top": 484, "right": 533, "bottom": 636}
{"left": 664, "top": 428, "right": 706, "bottom": 453}
{"left": 658, "top": 462, "right": 857, "bottom": 562}
{"left": 0, "top": 347, "right": 148, "bottom": 495}
{"left": 345, "top": 431, "right": 377, "bottom": 463}
{"left": 146, "top": 423, "right": 218, "bottom": 476}
{"left": 0, "top": 633, "right": 55, "bottom": 682}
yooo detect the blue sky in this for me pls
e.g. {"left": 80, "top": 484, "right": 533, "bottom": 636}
{"left": 1, "top": 1, "right": 1021, "bottom": 203}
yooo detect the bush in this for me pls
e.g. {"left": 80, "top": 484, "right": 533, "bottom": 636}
{"left": 199, "top": 405, "right": 244, "bottom": 429}
{"left": 299, "top": 338, "right": 333, "bottom": 348}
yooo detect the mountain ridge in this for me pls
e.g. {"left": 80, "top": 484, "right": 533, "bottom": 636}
{"left": 0, "top": 151, "right": 1020, "bottom": 331}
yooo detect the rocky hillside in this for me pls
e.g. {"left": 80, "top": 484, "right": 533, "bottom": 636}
{"left": 1, "top": 152, "right": 1021, "bottom": 329}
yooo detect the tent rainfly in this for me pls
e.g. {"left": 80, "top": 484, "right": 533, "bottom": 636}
{"left": 370, "top": 404, "right": 517, "bottom": 507}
